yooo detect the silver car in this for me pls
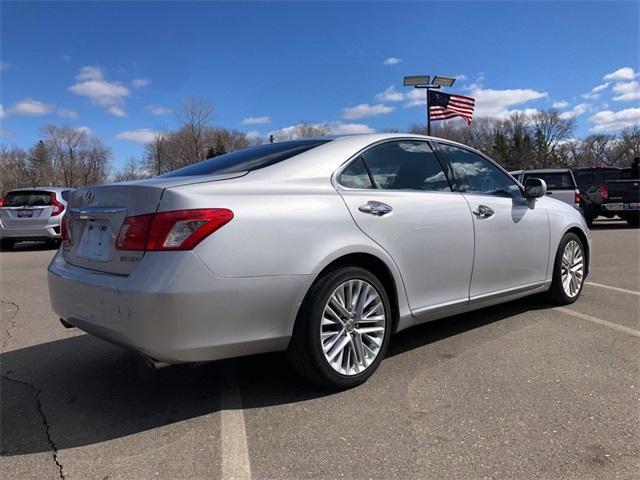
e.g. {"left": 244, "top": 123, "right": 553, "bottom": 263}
{"left": 48, "top": 134, "right": 591, "bottom": 388}
{"left": 1, "top": 187, "right": 72, "bottom": 250}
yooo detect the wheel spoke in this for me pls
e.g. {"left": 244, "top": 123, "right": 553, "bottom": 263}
{"left": 561, "top": 240, "right": 584, "bottom": 298}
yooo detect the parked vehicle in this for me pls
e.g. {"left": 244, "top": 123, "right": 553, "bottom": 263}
{"left": 0, "top": 187, "right": 72, "bottom": 250}
{"left": 509, "top": 169, "right": 580, "bottom": 210}
{"left": 572, "top": 161, "right": 640, "bottom": 227}
{"left": 48, "top": 134, "right": 590, "bottom": 388}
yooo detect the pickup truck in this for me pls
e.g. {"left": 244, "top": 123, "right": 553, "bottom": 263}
{"left": 572, "top": 159, "right": 640, "bottom": 227}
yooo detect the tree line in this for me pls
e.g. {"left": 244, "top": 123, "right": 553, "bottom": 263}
{"left": 1, "top": 97, "right": 638, "bottom": 193}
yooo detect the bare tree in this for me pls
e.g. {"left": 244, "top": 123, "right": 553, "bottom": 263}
{"left": 176, "top": 97, "right": 214, "bottom": 163}
{"left": 272, "top": 123, "right": 330, "bottom": 142}
{"left": 113, "top": 158, "right": 150, "bottom": 182}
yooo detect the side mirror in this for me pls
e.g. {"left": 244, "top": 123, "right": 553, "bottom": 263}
{"left": 524, "top": 178, "right": 547, "bottom": 199}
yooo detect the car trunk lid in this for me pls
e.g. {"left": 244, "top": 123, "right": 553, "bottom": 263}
{"left": 63, "top": 172, "right": 246, "bottom": 275}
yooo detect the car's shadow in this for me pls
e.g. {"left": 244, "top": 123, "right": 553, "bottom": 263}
{"left": 2, "top": 240, "right": 60, "bottom": 252}
{"left": 1, "top": 296, "right": 550, "bottom": 456}
{"left": 590, "top": 219, "right": 636, "bottom": 230}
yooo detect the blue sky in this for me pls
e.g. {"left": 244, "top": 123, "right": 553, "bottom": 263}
{"left": 1, "top": 1, "right": 639, "bottom": 168}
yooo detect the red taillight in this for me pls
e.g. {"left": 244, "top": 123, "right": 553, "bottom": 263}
{"left": 0, "top": 197, "right": 4, "bottom": 207}
{"left": 599, "top": 184, "right": 608, "bottom": 201}
{"left": 51, "top": 192, "right": 64, "bottom": 216}
{"left": 61, "top": 214, "right": 71, "bottom": 243}
{"left": 574, "top": 189, "right": 581, "bottom": 207}
{"left": 116, "top": 214, "right": 154, "bottom": 251}
{"left": 116, "top": 209, "right": 233, "bottom": 251}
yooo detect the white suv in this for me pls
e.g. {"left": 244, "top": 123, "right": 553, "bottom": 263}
{"left": 0, "top": 187, "right": 72, "bottom": 250}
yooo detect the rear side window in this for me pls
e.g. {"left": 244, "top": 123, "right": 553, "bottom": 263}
{"left": 60, "top": 190, "right": 71, "bottom": 201}
{"left": 358, "top": 141, "right": 451, "bottom": 191}
{"left": 522, "top": 172, "right": 575, "bottom": 190}
{"left": 161, "top": 140, "right": 331, "bottom": 177}
{"left": 3, "top": 191, "right": 53, "bottom": 207}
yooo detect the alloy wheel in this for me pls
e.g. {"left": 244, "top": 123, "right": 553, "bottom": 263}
{"left": 320, "top": 279, "right": 386, "bottom": 376}
{"left": 561, "top": 240, "right": 584, "bottom": 298}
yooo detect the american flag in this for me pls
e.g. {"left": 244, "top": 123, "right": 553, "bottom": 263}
{"left": 428, "top": 90, "right": 475, "bottom": 125}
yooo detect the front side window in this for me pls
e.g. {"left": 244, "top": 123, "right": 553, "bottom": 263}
{"left": 358, "top": 141, "right": 451, "bottom": 191}
{"left": 433, "top": 143, "right": 521, "bottom": 197}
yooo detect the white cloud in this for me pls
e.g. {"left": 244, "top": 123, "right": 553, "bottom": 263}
{"left": 470, "top": 88, "right": 548, "bottom": 118}
{"left": 0, "top": 104, "right": 6, "bottom": 119}
{"left": 74, "top": 126, "right": 92, "bottom": 135}
{"left": 132, "top": 78, "right": 150, "bottom": 88}
{"left": 57, "top": 108, "right": 78, "bottom": 119}
{"left": 603, "top": 67, "right": 637, "bottom": 82}
{"left": 552, "top": 100, "right": 569, "bottom": 109}
{"left": 116, "top": 128, "right": 159, "bottom": 143}
{"left": 589, "top": 108, "right": 640, "bottom": 132}
{"left": 0, "top": 61, "right": 10, "bottom": 72}
{"left": 69, "top": 65, "right": 130, "bottom": 117}
{"left": 375, "top": 86, "right": 405, "bottom": 102}
{"left": 10, "top": 98, "right": 53, "bottom": 116}
{"left": 403, "top": 89, "right": 428, "bottom": 108}
{"left": 559, "top": 103, "right": 590, "bottom": 120}
{"left": 241, "top": 116, "right": 271, "bottom": 125}
{"left": 383, "top": 57, "right": 402, "bottom": 66}
{"left": 612, "top": 81, "right": 640, "bottom": 101}
{"left": 582, "top": 82, "right": 610, "bottom": 100}
{"left": 328, "top": 122, "right": 375, "bottom": 135}
{"left": 455, "top": 74, "right": 468, "bottom": 82}
{"left": 76, "top": 66, "right": 104, "bottom": 81}
{"left": 147, "top": 105, "right": 172, "bottom": 115}
{"left": 342, "top": 103, "right": 394, "bottom": 119}
{"left": 245, "top": 130, "right": 262, "bottom": 139}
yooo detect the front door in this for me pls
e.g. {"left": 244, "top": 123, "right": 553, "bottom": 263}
{"left": 432, "top": 142, "right": 550, "bottom": 299}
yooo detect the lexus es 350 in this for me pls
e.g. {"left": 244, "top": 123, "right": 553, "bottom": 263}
{"left": 48, "top": 134, "right": 590, "bottom": 388}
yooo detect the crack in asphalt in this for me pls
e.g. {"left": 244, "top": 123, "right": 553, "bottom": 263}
{"left": 1, "top": 300, "right": 20, "bottom": 349}
{"left": 1, "top": 375, "right": 66, "bottom": 479}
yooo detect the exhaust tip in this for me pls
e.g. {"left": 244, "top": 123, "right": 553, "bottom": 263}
{"left": 59, "top": 318, "right": 75, "bottom": 329}
{"left": 142, "top": 355, "right": 171, "bottom": 370}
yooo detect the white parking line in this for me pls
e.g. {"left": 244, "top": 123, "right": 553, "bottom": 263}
{"left": 220, "top": 366, "right": 252, "bottom": 480}
{"left": 585, "top": 281, "right": 640, "bottom": 296}
{"left": 555, "top": 307, "right": 640, "bottom": 338}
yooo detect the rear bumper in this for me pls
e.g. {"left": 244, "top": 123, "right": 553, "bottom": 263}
{"left": 47, "top": 250, "right": 312, "bottom": 363}
{"left": 0, "top": 225, "right": 60, "bottom": 239}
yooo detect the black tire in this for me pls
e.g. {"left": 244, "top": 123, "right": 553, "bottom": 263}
{"left": 0, "top": 239, "right": 15, "bottom": 251}
{"left": 287, "top": 266, "right": 392, "bottom": 389}
{"left": 579, "top": 203, "right": 593, "bottom": 228}
{"left": 547, "top": 232, "right": 586, "bottom": 305}
{"left": 624, "top": 216, "right": 639, "bottom": 228}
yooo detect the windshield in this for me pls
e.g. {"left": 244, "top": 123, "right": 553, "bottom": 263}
{"left": 3, "top": 191, "right": 53, "bottom": 207}
{"left": 161, "top": 140, "right": 331, "bottom": 178}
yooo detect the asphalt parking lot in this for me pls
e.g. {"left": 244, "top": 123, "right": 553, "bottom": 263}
{"left": 1, "top": 219, "right": 638, "bottom": 480}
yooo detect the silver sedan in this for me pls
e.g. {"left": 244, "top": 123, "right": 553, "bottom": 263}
{"left": 48, "top": 134, "right": 590, "bottom": 388}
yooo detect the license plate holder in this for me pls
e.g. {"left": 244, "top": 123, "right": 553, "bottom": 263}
{"left": 604, "top": 202, "right": 623, "bottom": 211}
{"left": 76, "top": 221, "right": 111, "bottom": 261}
{"left": 17, "top": 209, "right": 33, "bottom": 218}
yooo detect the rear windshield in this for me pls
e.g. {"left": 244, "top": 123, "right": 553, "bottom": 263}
{"left": 3, "top": 191, "right": 53, "bottom": 207}
{"left": 161, "top": 140, "right": 331, "bottom": 178}
{"left": 573, "top": 168, "right": 621, "bottom": 186}
{"left": 523, "top": 172, "right": 575, "bottom": 190}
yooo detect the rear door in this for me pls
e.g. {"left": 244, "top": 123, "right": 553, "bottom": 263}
{"left": 0, "top": 190, "right": 55, "bottom": 228}
{"left": 432, "top": 142, "right": 550, "bottom": 299}
{"left": 336, "top": 140, "right": 474, "bottom": 314}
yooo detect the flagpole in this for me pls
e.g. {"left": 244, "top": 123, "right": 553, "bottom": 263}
{"left": 426, "top": 87, "right": 431, "bottom": 136}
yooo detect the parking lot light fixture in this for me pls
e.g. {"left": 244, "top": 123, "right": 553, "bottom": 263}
{"left": 404, "top": 73, "right": 457, "bottom": 135}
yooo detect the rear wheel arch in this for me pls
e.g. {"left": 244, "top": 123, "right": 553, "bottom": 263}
{"left": 305, "top": 253, "right": 401, "bottom": 334}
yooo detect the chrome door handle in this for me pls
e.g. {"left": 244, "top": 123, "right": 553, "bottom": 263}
{"left": 358, "top": 201, "right": 393, "bottom": 216}
{"left": 472, "top": 205, "right": 494, "bottom": 218}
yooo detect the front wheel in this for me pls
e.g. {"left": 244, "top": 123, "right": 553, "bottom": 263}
{"left": 547, "top": 233, "right": 586, "bottom": 305}
{"left": 288, "top": 266, "right": 391, "bottom": 389}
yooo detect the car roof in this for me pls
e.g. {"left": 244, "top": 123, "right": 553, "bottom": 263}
{"left": 520, "top": 168, "right": 573, "bottom": 174}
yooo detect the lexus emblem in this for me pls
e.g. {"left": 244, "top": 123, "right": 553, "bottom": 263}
{"left": 85, "top": 190, "right": 95, "bottom": 204}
